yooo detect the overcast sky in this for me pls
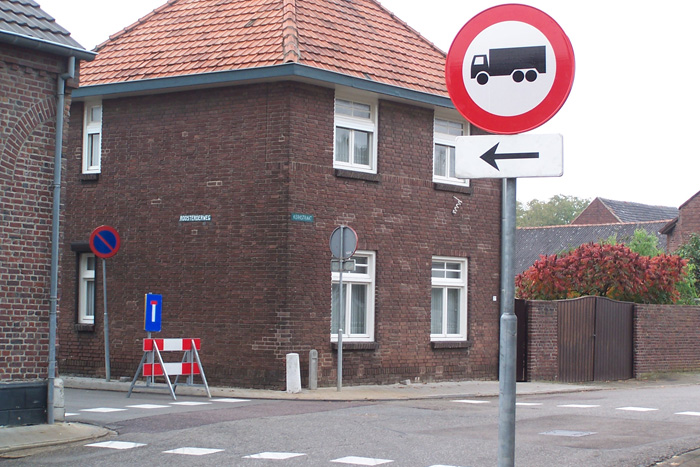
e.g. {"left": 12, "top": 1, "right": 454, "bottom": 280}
{"left": 38, "top": 0, "right": 700, "bottom": 208}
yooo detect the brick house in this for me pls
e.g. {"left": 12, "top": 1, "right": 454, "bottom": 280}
{"left": 58, "top": 0, "right": 503, "bottom": 388}
{"left": 1, "top": 0, "right": 93, "bottom": 424}
{"left": 662, "top": 190, "right": 700, "bottom": 252}
{"left": 571, "top": 197, "right": 678, "bottom": 226}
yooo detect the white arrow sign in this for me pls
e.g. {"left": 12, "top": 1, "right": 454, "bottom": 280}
{"left": 455, "top": 133, "right": 563, "bottom": 179}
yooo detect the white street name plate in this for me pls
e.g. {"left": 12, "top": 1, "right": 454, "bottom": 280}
{"left": 455, "top": 133, "right": 563, "bottom": 179}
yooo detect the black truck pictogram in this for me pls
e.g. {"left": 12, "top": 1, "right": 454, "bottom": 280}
{"left": 471, "top": 46, "right": 546, "bottom": 85}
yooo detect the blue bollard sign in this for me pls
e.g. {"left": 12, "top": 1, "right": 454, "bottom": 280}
{"left": 144, "top": 293, "right": 162, "bottom": 332}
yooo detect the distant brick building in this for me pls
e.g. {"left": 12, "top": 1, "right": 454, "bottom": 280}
{"left": 662, "top": 190, "right": 700, "bottom": 252}
{"left": 1, "top": 0, "right": 93, "bottom": 424}
{"left": 58, "top": 0, "right": 503, "bottom": 388}
{"left": 571, "top": 197, "right": 678, "bottom": 226}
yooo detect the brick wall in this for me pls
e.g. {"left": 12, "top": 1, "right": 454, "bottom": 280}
{"left": 525, "top": 300, "right": 558, "bottom": 380}
{"left": 59, "top": 81, "right": 502, "bottom": 388}
{"left": 634, "top": 304, "right": 700, "bottom": 375}
{"left": 666, "top": 192, "right": 700, "bottom": 252}
{"left": 0, "top": 45, "right": 69, "bottom": 382}
{"left": 571, "top": 198, "right": 619, "bottom": 225}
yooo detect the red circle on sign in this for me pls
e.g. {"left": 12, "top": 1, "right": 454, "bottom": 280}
{"left": 89, "top": 225, "right": 121, "bottom": 259}
{"left": 445, "top": 4, "right": 575, "bottom": 134}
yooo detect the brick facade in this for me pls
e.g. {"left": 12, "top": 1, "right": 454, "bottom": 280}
{"left": 59, "top": 81, "right": 503, "bottom": 388}
{"left": 665, "top": 191, "right": 700, "bottom": 252}
{"left": 0, "top": 45, "right": 68, "bottom": 382}
{"left": 570, "top": 198, "right": 618, "bottom": 225}
{"left": 634, "top": 304, "right": 700, "bottom": 375}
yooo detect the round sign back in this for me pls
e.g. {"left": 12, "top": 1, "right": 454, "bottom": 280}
{"left": 445, "top": 4, "right": 575, "bottom": 134}
{"left": 329, "top": 226, "right": 358, "bottom": 260}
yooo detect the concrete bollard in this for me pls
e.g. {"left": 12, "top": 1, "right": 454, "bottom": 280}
{"left": 309, "top": 349, "right": 318, "bottom": 390}
{"left": 54, "top": 378, "right": 65, "bottom": 422}
{"left": 286, "top": 353, "right": 302, "bottom": 394}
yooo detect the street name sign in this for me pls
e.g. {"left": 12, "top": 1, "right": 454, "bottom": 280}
{"left": 445, "top": 4, "right": 575, "bottom": 134}
{"left": 455, "top": 133, "right": 562, "bottom": 179}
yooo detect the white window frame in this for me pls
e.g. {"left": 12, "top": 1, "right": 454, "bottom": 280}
{"left": 82, "top": 100, "right": 102, "bottom": 174}
{"left": 78, "top": 253, "right": 96, "bottom": 324}
{"left": 430, "top": 256, "right": 468, "bottom": 341}
{"left": 334, "top": 95, "right": 378, "bottom": 174}
{"left": 433, "top": 117, "right": 469, "bottom": 186}
{"left": 331, "top": 251, "right": 376, "bottom": 342}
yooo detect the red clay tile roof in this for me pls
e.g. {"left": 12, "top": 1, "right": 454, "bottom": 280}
{"left": 80, "top": 0, "right": 448, "bottom": 97}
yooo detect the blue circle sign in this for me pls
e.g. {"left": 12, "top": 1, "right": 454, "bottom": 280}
{"left": 89, "top": 225, "right": 121, "bottom": 259}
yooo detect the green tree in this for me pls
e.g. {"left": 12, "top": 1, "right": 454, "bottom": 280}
{"left": 675, "top": 233, "right": 700, "bottom": 301}
{"left": 517, "top": 195, "right": 590, "bottom": 227}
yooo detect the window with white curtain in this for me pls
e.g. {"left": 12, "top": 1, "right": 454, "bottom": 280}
{"left": 331, "top": 251, "right": 375, "bottom": 342}
{"left": 82, "top": 101, "right": 102, "bottom": 174}
{"left": 433, "top": 117, "right": 469, "bottom": 186}
{"left": 334, "top": 96, "right": 377, "bottom": 173}
{"left": 431, "top": 257, "right": 468, "bottom": 341}
{"left": 78, "top": 253, "right": 96, "bottom": 324}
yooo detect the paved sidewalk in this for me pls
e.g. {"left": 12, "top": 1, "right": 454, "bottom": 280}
{"left": 2, "top": 373, "right": 700, "bottom": 464}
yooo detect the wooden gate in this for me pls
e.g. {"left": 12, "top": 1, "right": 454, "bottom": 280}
{"left": 558, "top": 296, "right": 633, "bottom": 382}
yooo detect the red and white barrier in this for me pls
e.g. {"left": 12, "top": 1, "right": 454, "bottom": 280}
{"left": 128, "top": 337, "right": 210, "bottom": 400}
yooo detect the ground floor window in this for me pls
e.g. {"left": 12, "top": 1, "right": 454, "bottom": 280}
{"left": 78, "top": 253, "right": 96, "bottom": 324}
{"left": 331, "top": 251, "right": 375, "bottom": 342}
{"left": 431, "top": 257, "right": 468, "bottom": 341}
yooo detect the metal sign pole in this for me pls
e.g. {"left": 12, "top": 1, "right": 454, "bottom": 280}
{"left": 337, "top": 226, "right": 344, "bottom": 392}
{"left": 498, "top": 178, "right": 517, "bottom": 466}
{"left": 102, "top": 258, "right": 111, "bottom": 382}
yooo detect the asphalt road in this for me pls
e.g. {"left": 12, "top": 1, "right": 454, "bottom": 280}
{"left": 5, "top": 384, "right": 700, "bottom": 466}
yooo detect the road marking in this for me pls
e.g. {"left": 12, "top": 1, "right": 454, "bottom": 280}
{"left": 616, "top": 407, "right": 658, "bottom": 412}
{"left": 163, "top": 447, "right": 224, "bottom": 456}
{"left": 65, "top": 412, "right": 79, "bottom": 417}
{"left": 127, "top": 404, "right": 170, "bottom": 409}
{"left": 453, "top": 400, "right": 490, "bottom": 404}
{"left": 676, "top": 411, "right": 700, "bottom": 417}
{"left": 213, "top": 398, "right": 251, "bottom": 403}
{"left": 170, "top": 401, "right": 212, "bottom": 406}
{"left": 557, "top": 404, "right": 600, "bottom": 408}
{"left": 81, "top": 407, "right": 128, "bottom": 413}
{"left": 86, "top": 441, "right": 146, "bottom": 450}
{"left": 540, "top": 430, "right": 597, "bottom": 437}
{"left": 243, "top": 452, "right": 306, "bottom": 460}
{"left": 331, "top": 456, "right": 394, "bottom": 465}
{"left": 516, "top": 402, "right": 543, "bottom": 406}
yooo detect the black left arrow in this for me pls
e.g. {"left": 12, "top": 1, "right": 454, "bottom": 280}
{"left": 481, "top": 143, "right": 539, "bottom": 170}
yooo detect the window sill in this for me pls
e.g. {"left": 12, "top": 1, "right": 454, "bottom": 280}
{"left": 431, "top": 340, "right": 472, "bottom": 349}
{"left": 433, "top": 182, "right": 472, "bottom": 195}
{"left": 331, "top": 342, "right": 378, "bottom": 351}
{"left": 80, "top": 173, "right": 100, "bottom": 182}
{"left": 75, "top": 323, "right": 95, "bottom": 332}
{"left": 334, "top": 169, "right": 381, "bottom": 183}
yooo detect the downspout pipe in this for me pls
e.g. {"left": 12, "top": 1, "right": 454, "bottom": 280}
{"left": 48, "top": 55, "right": 75, "bottom": 424}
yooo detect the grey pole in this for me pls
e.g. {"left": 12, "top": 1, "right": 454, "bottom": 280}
{"left": 337, "top": 226, "right": 344, "bottom": 392}
{"left": 498, "top": 178, "right": 518, "bottom": 466}
{"left": 103, "top": 258, "right": 111, "bottom": 381}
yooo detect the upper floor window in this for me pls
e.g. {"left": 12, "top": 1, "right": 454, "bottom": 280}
{"left": 82, "top": 101, "right": 102, "bottom": 174}
{"left": 433, "top": 118, "right": 468, "bottom": 186}
{"left": 334, "top": 97, "right": 377, "bottom": 173}
{"left": 78, "top": 252, "right": 96, "bottom": 324}
{"left": 331, "top": 251, "right": 376, "bottom": 342}
{"left": 431, "top": 257, "right": 468, "bottom": 341}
